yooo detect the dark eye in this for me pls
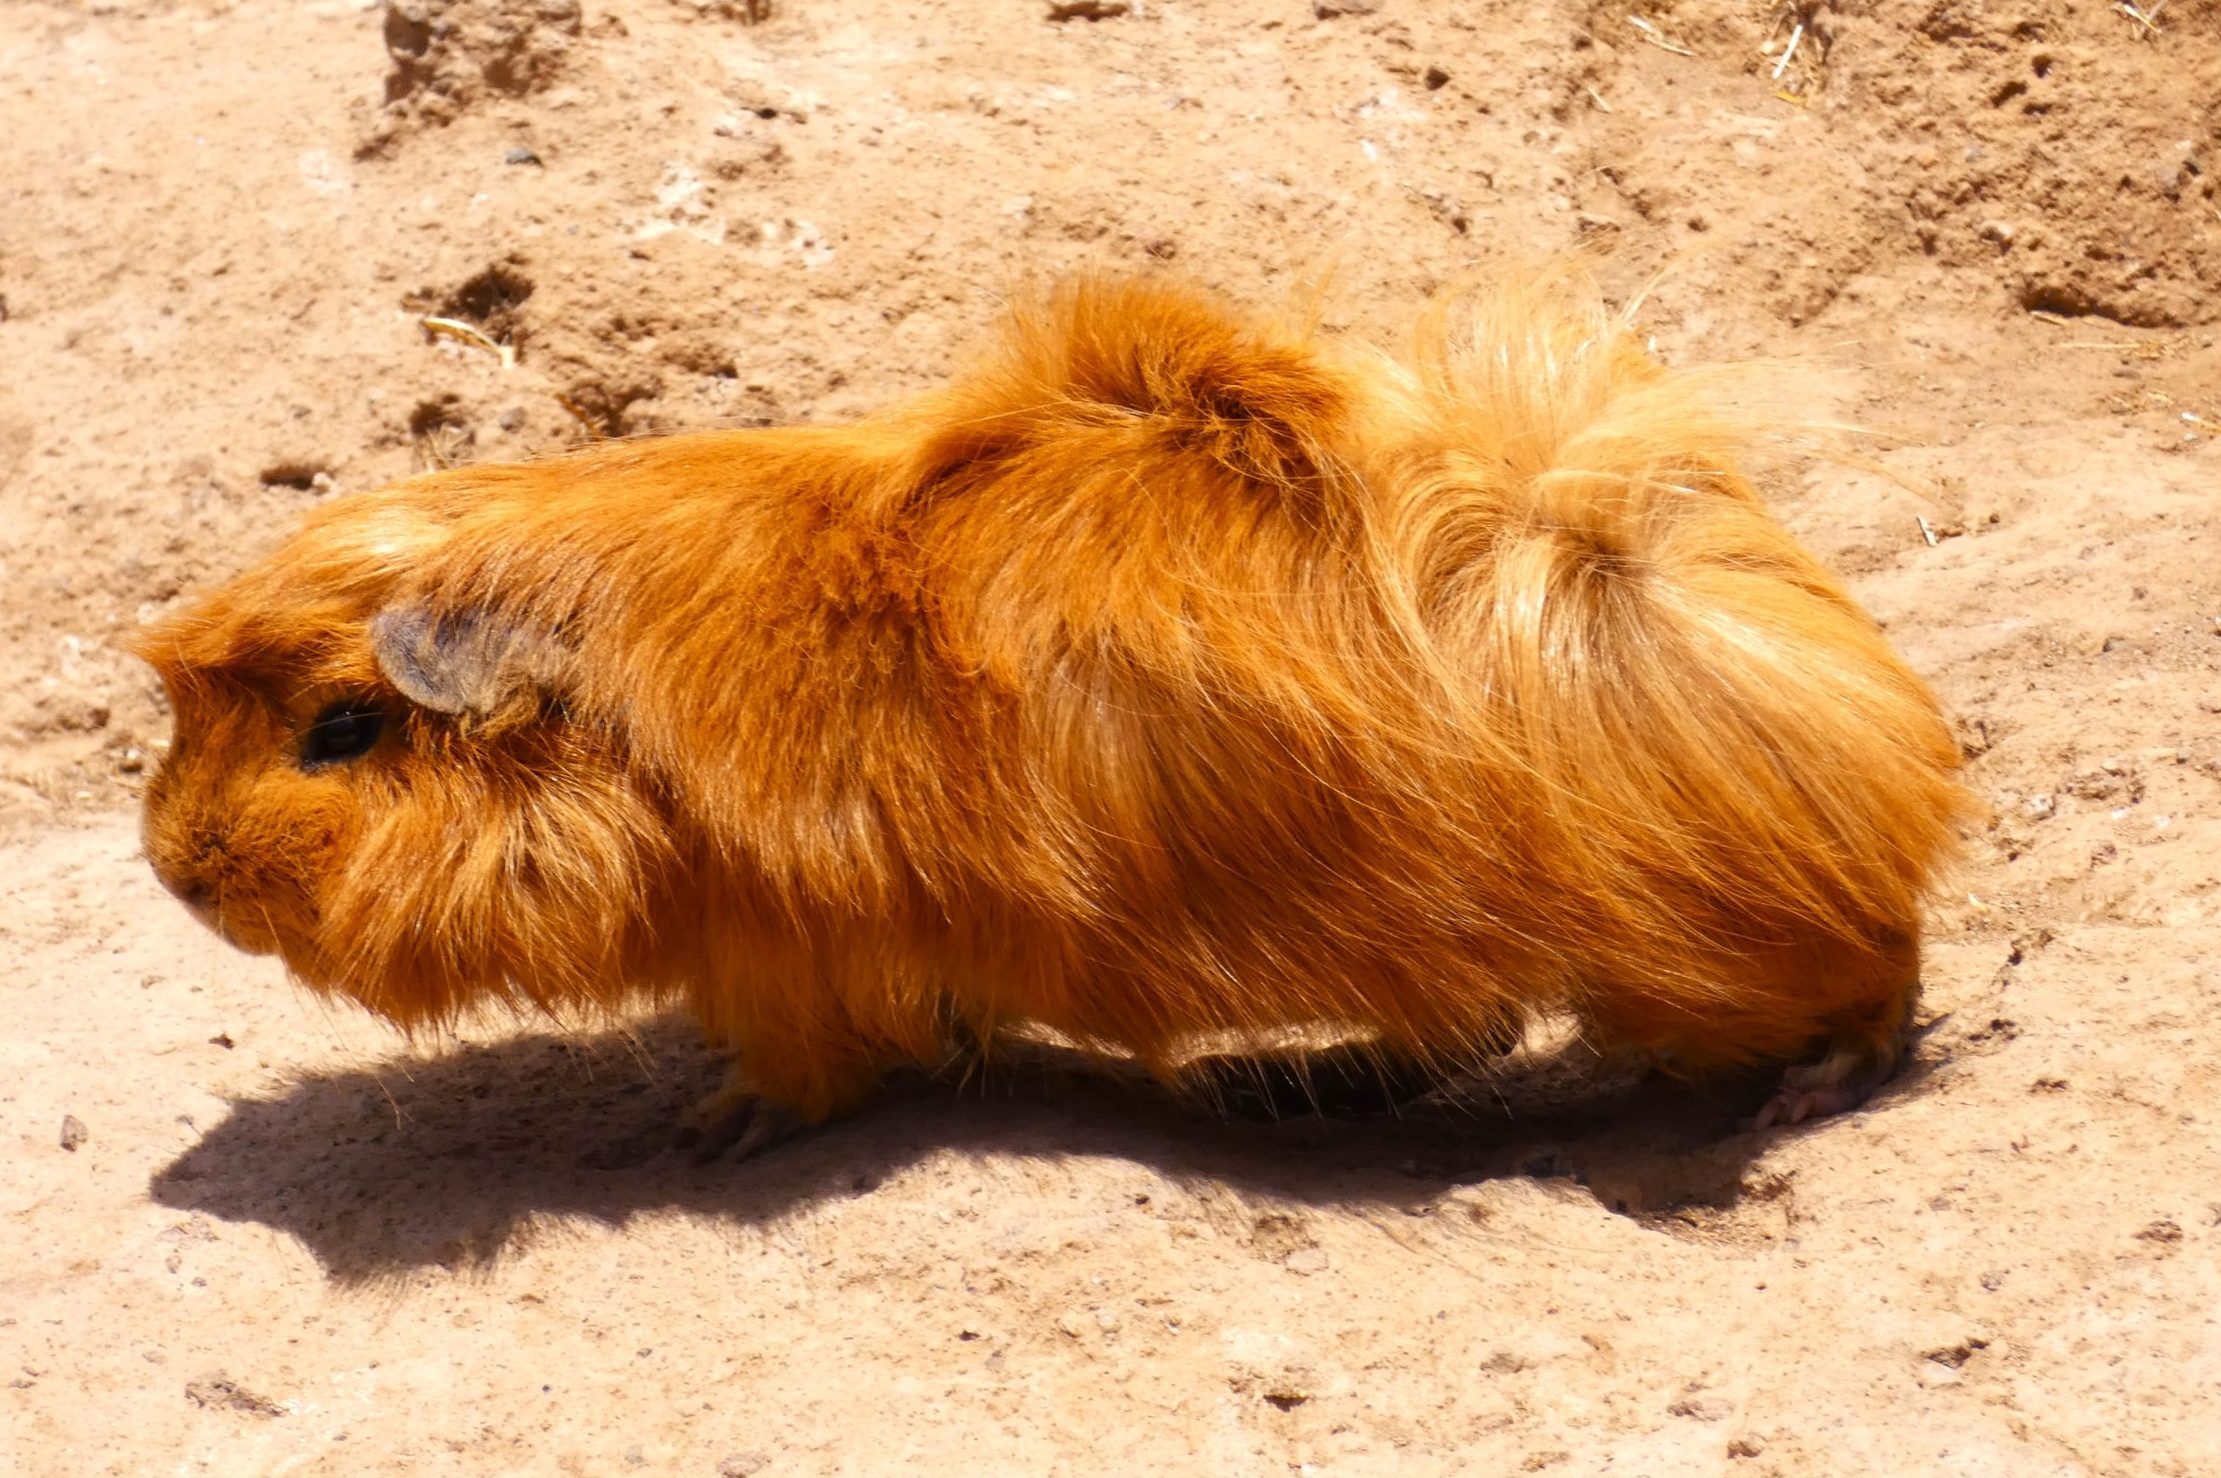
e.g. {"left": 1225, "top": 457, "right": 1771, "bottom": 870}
{"left": 300, "top": 701, "right": 386, "bottom": 770}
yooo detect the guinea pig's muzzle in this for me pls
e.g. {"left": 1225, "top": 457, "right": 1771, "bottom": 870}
{"left": 146, "top": 833, "right": 280, "bottom": 954}
{"left": 149, "top": 851, "right": 221, "bottom": 928}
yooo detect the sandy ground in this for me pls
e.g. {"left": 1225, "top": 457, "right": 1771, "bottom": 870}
{"left": 4, "top": 0, "right": 2220, "bottom": 1472}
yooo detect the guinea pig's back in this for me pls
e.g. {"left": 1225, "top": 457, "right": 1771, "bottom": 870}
{"left": 897, "top": 271, "right": 1970, "bottom": 1065}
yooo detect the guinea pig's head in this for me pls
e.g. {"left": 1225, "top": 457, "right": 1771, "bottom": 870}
{"left": 131, "top": 490, "right": 678, "bottom": 1029}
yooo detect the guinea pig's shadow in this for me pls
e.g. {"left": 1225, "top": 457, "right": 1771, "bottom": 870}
{"left": 149, "top": 1016, "right": 1858, "bottom": 1284}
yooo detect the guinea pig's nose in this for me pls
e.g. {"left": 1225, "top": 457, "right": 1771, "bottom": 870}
{"left": 153, "top": 865, "right": 214, "bottom": 912}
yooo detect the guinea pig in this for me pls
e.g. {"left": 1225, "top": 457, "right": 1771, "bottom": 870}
{"left": 132, "top": 264, "right": 1974, "bottom": 1153}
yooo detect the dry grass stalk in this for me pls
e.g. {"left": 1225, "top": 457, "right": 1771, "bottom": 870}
{"left": 421, "top": 315, "right": 517, "bottom": 370}
{"left": 1627, "top": 15, "right": 1696, "bottom": 55}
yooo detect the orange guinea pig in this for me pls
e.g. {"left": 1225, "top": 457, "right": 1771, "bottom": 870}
{"left": 133, "top": 266, "right": 1974, "bottom": 1154}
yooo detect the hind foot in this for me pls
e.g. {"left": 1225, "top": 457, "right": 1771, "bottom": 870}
{"left": 1755, "top": 1055, "right": 1888, "bottom": 1128}
{"left": 1753, "top": 990, "right": 1919, "bottom": 1130}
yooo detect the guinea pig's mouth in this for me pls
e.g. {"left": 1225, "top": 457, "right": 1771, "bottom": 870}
{"left": 194, "top": 904, "right": 283, "bottom": 956}
{"left": 208, "top": 914, "right": 283, "bottom": 955}
{"left": 157, "top": 874, "right": 284, "bottom": 956}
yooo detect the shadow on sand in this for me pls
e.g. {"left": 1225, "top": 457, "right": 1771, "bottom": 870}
{"left": 150, "top": 1015, "right": 1883, "bottom": 1283}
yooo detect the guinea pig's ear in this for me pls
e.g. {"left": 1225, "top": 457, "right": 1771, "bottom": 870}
{"left": 368, "top": 607, "right": 571, "bottom": 718}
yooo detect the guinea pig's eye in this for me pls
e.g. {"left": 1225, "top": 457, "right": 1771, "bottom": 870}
{"left": 300, "top": 701, "right": 387, "bottom": 771}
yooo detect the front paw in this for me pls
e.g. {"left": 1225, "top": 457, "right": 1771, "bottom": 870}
{"left": 675, "top": 1075, "right": 805, "bottom": 1164}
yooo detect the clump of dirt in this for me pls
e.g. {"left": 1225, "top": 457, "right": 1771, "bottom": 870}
{"left": 1835, "top": 0, "right": 2220, "bottom": 327}
{"left": 1583, "top": 0, "right": 2221, "bottom": 327}
{"left": 361, "top": 0, "right": 584, "bottom": 155}
{"left": 404, "top": 257, "right": 537, "bottom": 352}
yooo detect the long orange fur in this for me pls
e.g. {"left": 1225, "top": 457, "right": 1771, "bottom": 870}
{"left": 134, "top": 266, "right": 1974, "bottom": 1126}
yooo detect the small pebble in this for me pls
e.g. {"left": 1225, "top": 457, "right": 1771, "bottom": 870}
{"left": 504, "top": 146, "right": 543, "bottom": 166}
{"left": 1669, "top": 1394, "right": 1735, "bottom": 1422}
{"left": 59, "top": 1115, "right": 87, "bottom": 1153}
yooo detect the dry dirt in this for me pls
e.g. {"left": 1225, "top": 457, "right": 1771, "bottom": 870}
{"left": 4, "top": 0, "right": 2220, "bottom": 1473}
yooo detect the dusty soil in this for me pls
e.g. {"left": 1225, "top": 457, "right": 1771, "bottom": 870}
{"left": 5, "top": 0, "right": 2220, "bottom": 1473}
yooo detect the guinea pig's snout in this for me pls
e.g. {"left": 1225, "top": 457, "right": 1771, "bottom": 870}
{"left": 150, "top": 855, "right": 216, "bottom": 915}
{"left": 147, "top": 829, "right": 227, "bottom": 917}
{"left": 161, "top": 871, "right": 215, "bottom": 911}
